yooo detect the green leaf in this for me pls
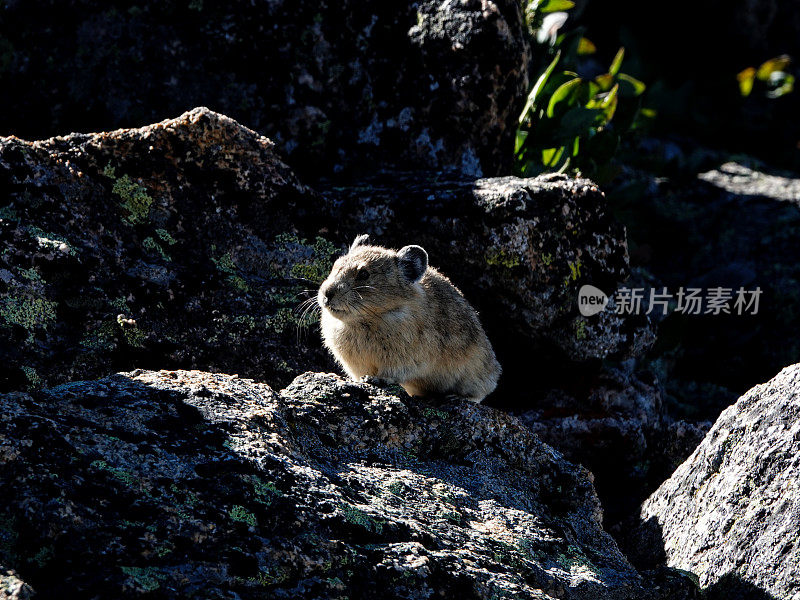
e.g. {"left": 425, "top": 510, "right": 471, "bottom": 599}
{"left": 577, "top": 37, "right": 596, "bottom": 55}
{"left": 756, "top": 55, "right": 791, "bottom": 81}
{"left": 542, "top": 146, "right": 564, "bottom": 166}
{"left": 557, "top": 106, "right": 600, "bottom": 140}
{"left": 515, "top": 130, "right": 528, "bottom": 154}
{"left": 546, "top": 77, "right": 582, "bottom": 118}
{"left": 537, "top": 0, "right": 575, "bottom": 13}
{"left": 519, "top": 51, "right": 561, "bottom": 123}
{"left": 737, "top": 67, "right": 756, "bottom": 97}
{"left": 609, "top": 47, "right": 625, "bottom": 76}
{"left": 586, "top": 129, "right": 619, "bottom": 164}
{"left": 570, "top": 136, "right": 580, "bottom": 157}
{"left": 540, "top": 70, "right": 579, "bottom": 101}
{"left": 618, "top": 73, "right": 646, "bottom": 96}
{"left": 639, "top": 107, "right": 657, "bottom": 119}
{"left": 586, "top": 84, "right": 618, "bottom": 124}
{"left": 594, "top": 73, "right": 615, "bottom": 92}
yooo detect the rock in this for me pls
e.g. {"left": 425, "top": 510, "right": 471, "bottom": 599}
{"left": 0, "top": 0, "right": 531, "bottom": 179}
{"left": 0, "top": 570, "right": 34, "bottom": 600}
{"left": 609, "top": 160, "right": 800, "bottom": 422}
{"left": 0, "top": 369, "right": 693, "bottom": 599}
{"left": 320, "top": 173, "right": 654, "bottom": 366}
{"left": 0, "top": 107, "right": 337, "bottom": 393}
{"left": 0, "top": 109, "right": 651, "bottom": 398}
{"left": 631, "top": 364, "right": 800, "bottom": 599}
{"left": 517, "top": 366, "right": 709, "bottom": 528}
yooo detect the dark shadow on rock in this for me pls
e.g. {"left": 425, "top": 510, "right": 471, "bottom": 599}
{"left": 703, "top": 573, "right": 779, "bottom": 600}
{"left": 621, "top": 517, "right": 778, "bottom": 600}
{"left": 608, "top": 162, "right": 800, "bottom": 424}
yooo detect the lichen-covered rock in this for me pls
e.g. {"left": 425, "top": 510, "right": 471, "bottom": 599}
{"left": 0, "top": 0, "right": 530, "bottom": 179}
{"left": 0, "top": 109, "right": 652, "bottom": 397}
{"left": 0, "top": 107, "right": 337, "bottom": 392}
{"left": 0, "top": 369, "right": 692, "bottom": 599}
{"left": 632, "top": 363, "right": 800, "bottom": 599}
{"left": 320, "top": 173, "right": 654, "bottom": 364}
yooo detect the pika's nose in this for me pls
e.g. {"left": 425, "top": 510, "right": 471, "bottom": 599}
{"left": 321, "top": 285, "right": 335, "bottom": 305}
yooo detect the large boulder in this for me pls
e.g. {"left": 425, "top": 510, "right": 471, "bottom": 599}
{"left": 0, "top": 369, "right": 693, "bottom": 599}
{"left": 0, "top": 108, "right": 651, "bottom": 397}
{"left": 631, "top": 363, "right": 800, "bottom": 599}
{"left": 320, "top": 174, "right": 654, "bottom": 367}
{"left": 0, "top": 0, "right": 531, "bottom": 179}
{"left": 0, "top": 107, "right": 334, "bottom": 392}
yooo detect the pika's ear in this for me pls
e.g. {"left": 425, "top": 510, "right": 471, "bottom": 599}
{"left": 398, "top": 245, "right": 428, "bottom": 283}
{"left": 349, "top": 234, "right": 370, "bottom": 253}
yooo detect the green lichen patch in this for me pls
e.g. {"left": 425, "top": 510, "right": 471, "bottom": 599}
{"left": 575, "top": 319, "right": 587, "bottom": 340}
{"left": 211, "top": 249, "right": 250, "bottom": 293}
{"left": 18, "top": 268, "right": 43, "bottom": 283}
{"left": 142, "top": 236, "right": 171, "bottom": 261}
{"left": 423, "top": 407, "right": 449, "bottom": 420}
{"left": 229, "top": 505, "right": 257, "bottom": 527}
{"left": 90, "top": 459, "right": 139, "bottom": 487}
{"left": 563, "top": 259, "right": 583, "bottom": 287}
{"left": 120, "top": 566, "right": 166, "bottom": 593}
{"left": 485, "top": 247, "right": 522, "bottom": 269}
{"left": 274, "top": 233, "right": 338, "bottom": 285}
{"left": 339, "top": 502, "right": 383, "bottom": 534}
{"left": 154, "top": 228, "right": 177, "bottom": 246}
{"left": 105, "top": 165, "right": 154, "bottom": 225}
{"left": 80, "top": 321, "right": 118, "bottom": 351}
{"left": 0, "top": 294, "right": 58, "bottom": 342}
{"left": 251, "top": 475, "right": 282, "bottom": 505}
{"left": 21, "top": 366, "right": 42, "bottom": 390}
{"left": 31, "top": 545, "right": 54, "bottom": 568}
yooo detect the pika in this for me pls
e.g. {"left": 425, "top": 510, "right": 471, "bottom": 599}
{"left": 318, "top": 235, "right": 501, "bottom": 402}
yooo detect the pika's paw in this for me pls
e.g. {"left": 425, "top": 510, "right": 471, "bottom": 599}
{"left": 360, "top": 375, "right": 390, "bottom": 387}
{"left": 439, "top": 392, "right": 482, "bottom": 404}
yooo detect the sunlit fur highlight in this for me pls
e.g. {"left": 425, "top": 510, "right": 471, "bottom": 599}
{"left": 317, "top": 239, "right": 501, "bottom": 402}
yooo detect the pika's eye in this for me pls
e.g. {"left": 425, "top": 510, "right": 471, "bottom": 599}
{"left": 355, "top": 268, "right": 370, "bottom": 281}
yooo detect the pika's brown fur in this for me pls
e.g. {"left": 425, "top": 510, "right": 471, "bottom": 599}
{"left": 318, "top": 235, "right": 501, "bottom": 402}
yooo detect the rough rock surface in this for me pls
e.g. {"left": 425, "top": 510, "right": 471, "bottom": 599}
{"left": 518, "top": 366, "right": 709, "bottom": 527}
{"left": 0, "top": 107, "right": 335, "bottom": 392}
{"left": 0, "top": 108, "right": 651, "bottom": 396}
{"left": 611, "top": 160, "right": 800, "bottom": 421}
{"left": 0, "top": 570, "right": 33, "bottom": 600}
{"left": 632, "top": 363, "right": 800, "bottom": 599}
{"left": 0, "top": 369, "right": 692, "bottom": 599}
{"left": 321, "top": 173, "right": 654, "bottom": 366}
{"left": 0, "top": 0, "right": 530, "bottom": 179}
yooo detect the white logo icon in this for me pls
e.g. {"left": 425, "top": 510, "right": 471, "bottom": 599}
{"left": 578, "top": 284, "right": 609, "bottom": 317}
